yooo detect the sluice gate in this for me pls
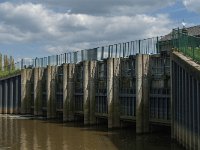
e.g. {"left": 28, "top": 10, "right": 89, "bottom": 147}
{"left": 0, "top": 53, "right": 171, "bottom": 131}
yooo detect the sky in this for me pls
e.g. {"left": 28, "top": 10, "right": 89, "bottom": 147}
{"left": 1, "top": 0, "right": 200, "bottom": 61}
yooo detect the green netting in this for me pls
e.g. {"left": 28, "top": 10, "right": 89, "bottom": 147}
{"left": 172, "top": 28, "right": 200, "bottom": 63}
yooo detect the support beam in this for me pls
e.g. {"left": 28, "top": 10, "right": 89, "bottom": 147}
{"left": 107, "top": 58, "right": 120, "bottom": 128}
{"left": 63, "top": 64, "right": 68, "bottom": 121}
{"left": 21, "top": 69, "right": 32, "bottom": 114}
{"left": 107, "top": 58, "right": 113, "bottom": 129}
{"left": 89, "top": 61, "right": 97, "bottom": 125}
{"left": 0, "top": 81, "right": 2, "bottom": 113}
{"left": 83, "top": 61, "right": 89, "bottom": 125}
{"left": 47, "top": 66, "right": 56, "bottom": 119}
{"left": 136, "top": 54, "right": 150, "bottom": 134}
{"left": 47, "top": 66, "right": 51, "bottom": 118}
{"left": 14, "top": 77, "right": 19, "bottom": 114}
{"left": 4, "top": 80, "right": 8, "bottom": 114}
{"left": 34, "top": 68, "right": 43, "bottom": 116}
{"left": 9, "top": 78, "right": 14, "bottom": 114}
{"left": 113, "top": 58, "right": 120, "bottom": 128}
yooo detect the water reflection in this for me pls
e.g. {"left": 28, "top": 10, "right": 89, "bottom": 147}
{"left": 0, "top": 115, "right": 184, "bottom": 150}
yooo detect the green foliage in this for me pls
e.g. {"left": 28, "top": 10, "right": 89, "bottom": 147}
{"left": 0, "top": 69, "right": 21, "bottom": 78}
{"left": 172, "top": 28, "right": 200, "bottom": 63}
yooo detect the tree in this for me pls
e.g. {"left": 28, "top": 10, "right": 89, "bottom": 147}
{"left": 0, "top": 53, "right": 2, "bottom": 71}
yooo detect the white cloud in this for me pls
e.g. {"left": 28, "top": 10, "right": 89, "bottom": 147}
{"left": 36, "top": 0, "right": 175, "bottom": 16}
{"left": 0, "top": 2, "right": 173, "bottom": 55}
{"left": 183, "top": 0, "right": 200, "bottom": 13}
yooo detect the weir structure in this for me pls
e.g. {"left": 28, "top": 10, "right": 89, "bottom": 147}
{"left": 1, "top": 27, "right": 200, "bottom": 149}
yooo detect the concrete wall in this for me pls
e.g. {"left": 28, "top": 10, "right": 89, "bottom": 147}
{"left": 0, "top": 54, "right": 171, "bottom": 133}
{"left": 171, "top": 51, "right": 200, "bottom": 150}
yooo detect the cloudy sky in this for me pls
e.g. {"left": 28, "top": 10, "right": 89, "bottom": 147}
{"left": 0, "top": 0, "right": 200, "bottom": 60}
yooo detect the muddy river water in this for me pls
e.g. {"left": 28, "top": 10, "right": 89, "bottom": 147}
{"left": 0, "top": 115, "right": 185, "bottom": 150}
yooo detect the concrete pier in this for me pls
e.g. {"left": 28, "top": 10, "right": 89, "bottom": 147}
{"left": 63, "top": 64, "right": 68, "bottom": 121}
{"left": 107, "top": 58, "right": 120, "bottom": 128}
{"left": 9, "top": 78, "right": 14, "bottom": 114}
{"left": 34, "top": 68, "right": 43, "bottom": 116}
{"left": 4, "top": 80, "right": 8, "bottom": 114}
{"left": 47, "top": 66, "right": 56, "bottom": 119}
{"left": 89, "top": 61, "right": 97, "bottom": 125}
{"left": 83, "top": 61, "right": 89, "bottom": 125}
{"left": 21, "top": 69, "right": 33, "bottom": 114}
{"left": 14, "top": 77, "right": 19, "bottom": 114}
{"left": 107, "top": 58, "right": 114, "bottom": 128}
{"left": 112, "top": 58, "right": 120, "bottom": 128}
{"left": 0, "top": 81, "right": 2, "bottom": 113}
{"left": 136, "top": 54, "right": 150, "bottom": 134}
{"left": 47, "top": 66, "right": 51, "bottom": 118}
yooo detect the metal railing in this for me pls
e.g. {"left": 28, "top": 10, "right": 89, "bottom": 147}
{"left": 12, "top": 36, "right": 163, "bottom": 70}
{"left": 172, "top": 28, "right": 200, "bottom": 63}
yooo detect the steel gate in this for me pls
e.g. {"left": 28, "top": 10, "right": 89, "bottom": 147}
{"left": 56, "top": 66, "right": 63, "bottom": 111}
{"left": 74, "top": 63, "right": 84, "bottom": 113}
{"left": 120, "top": 56, "right": 136, "bottom": 120}
{"left": 95, "top": 60, "right": 108, "bottom": 116}
{"left": 150, "top": 56, "right": 170, "bottom": 123}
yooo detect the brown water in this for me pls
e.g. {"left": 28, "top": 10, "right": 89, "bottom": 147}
{"left": 0, "top": 115, "right": 184, "bottom": 150}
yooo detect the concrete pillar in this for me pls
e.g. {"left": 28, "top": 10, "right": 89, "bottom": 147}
{"left": 0, "top": 81, "right": 2, "bottom": 113}
{"left": 9, "top": 78, "right": 14, "bottom": 114}
{"left": 26, "top": 69, "right": 33, "bottom": 114}
{"left": 83, "top": 61, "right": 89, "bottom": 125}
{"left": 47, "top": 66, "right": 51, "bottom": 118}
{"left": 21, "top": 69, "right": 32, "bottom": 114}
{"left": 107, "top": 58, "right": 120, "bottom": 128}
{"left": 4, "top": 80, "right": 8, "bottom": 114}
{"left": 112, "top": 58, "right": 120, "bottom": 128}
{"left": 34, "top": 68, "right": 43, "bottom": 116}
{"left": 66, "top": 64, "right": 75, "bottom": 121}
{"left": 136, "top": 54, "right": 150, "bottom": 134}
{"left": 89, "top": 61, "right": 97, "bottom": 125}
{"left": 47, "top": 66, "right": 56, "bottom": 119}
{"left": 107, "top": 58, "right": 113, "bottom": 128}
{"left": 15, "top": 77, "right": 19, "bottom": 114}
{"left": 63, "top": 64, "right": 68, "bottom": 121}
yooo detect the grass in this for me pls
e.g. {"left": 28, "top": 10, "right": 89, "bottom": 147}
{"left": 0, "top": 69, "right": 21, "bottom": 79}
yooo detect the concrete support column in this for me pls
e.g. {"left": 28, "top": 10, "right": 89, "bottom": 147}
{"left": 34, "top": 68, "right": 43, "bottom": 116}
{"left": 112, "top": 58, "right": 120, "bottom": 128}
{"left": 89, "top": 61, "right": 97, "bottom": 125}
{"left": 0, "top": 81, "right": 2, "bottom": 113}
{"left": 21, "top": 69, "right": 32, "bottom": 114}
{"left": 9, "top": 78, "right": 14, "bottom": 114}
{"left": 107, "top": 58, "right": 120, "bottom": 128}
{"left": 83, "top": 61, "right": 89, "bottom": 125}
{"left": 107, "top": 58, "right": 113, "bottom": 128}
{"left": 63, "top": 64, "right": 68, "bottom": 121}
{"left": 66, "top": 64, "right": 75, "bottom": 121}
{"left": 26, "top": 69, "right": 33, "bottom": 114}
{"left": 47, "top": 66, "right": 56, "bottom": 119}
{"left": 15, "top": 77, "right": 19, "bottom": 114}
{"left": 47, "top": 66, "right": 51, "bottom": 118}
{"left": 4, "top": 80, "right": 8, "bottom": 114}
{"left": 136, "top": 54, "right": 150, "bottom": 134}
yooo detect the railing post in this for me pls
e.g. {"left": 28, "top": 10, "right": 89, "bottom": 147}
{"left": 157, "top": 36, "right": 159, "bottom": 53}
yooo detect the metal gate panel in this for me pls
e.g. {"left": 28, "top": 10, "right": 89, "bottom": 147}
{"left": 119, "top": 57, "right": 136, "bottom": 119}
{"left": 95, "top": 60, "right": 107, "bottom": 115}
{"left": 74, "top": 63, "right": 84, "bottom": 113}
{"left": 56, "top": 66, "right": 63, "bottom": 110}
